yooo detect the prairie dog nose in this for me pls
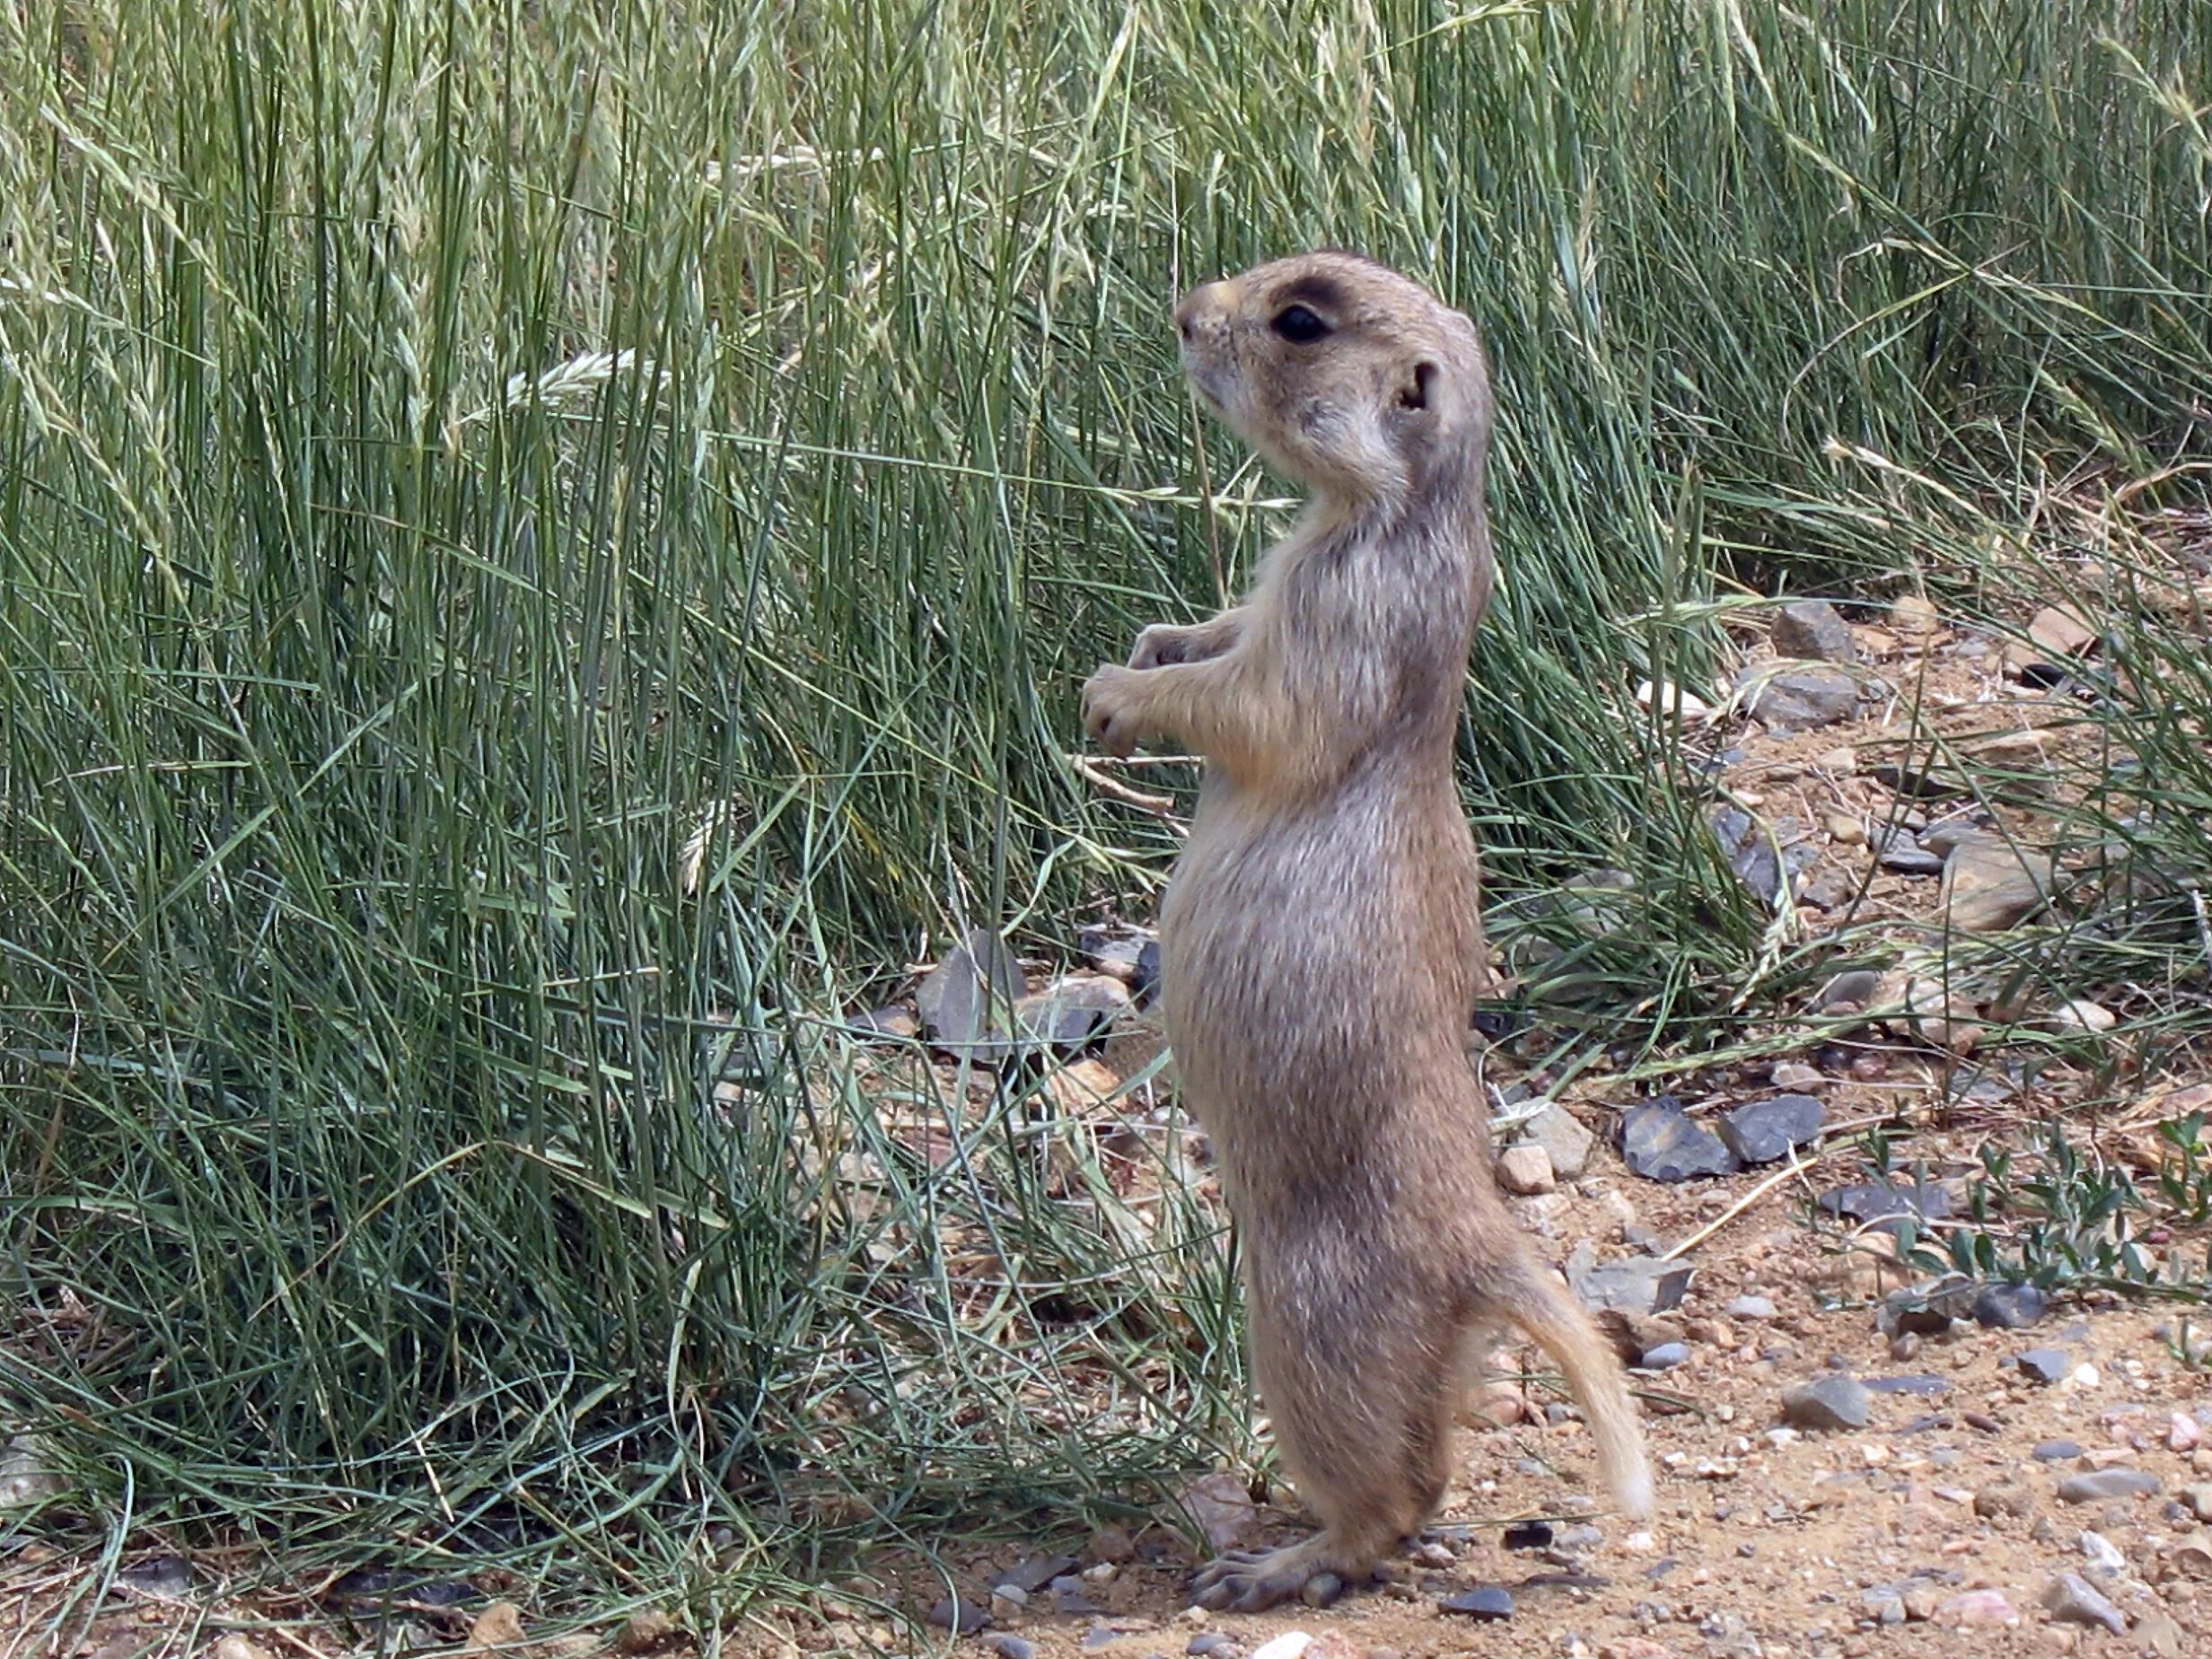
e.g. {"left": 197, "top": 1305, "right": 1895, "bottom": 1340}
{"left": 1174, "top": 280, "right": 1232, "bottom": 341}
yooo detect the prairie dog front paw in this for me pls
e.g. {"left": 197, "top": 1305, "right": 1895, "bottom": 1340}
{"left": 1080, "top": 663, "right": 1147, "bottom": 758}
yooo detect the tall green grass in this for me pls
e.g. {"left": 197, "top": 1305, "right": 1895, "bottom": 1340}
{"left": 4, "top": 0, "right": 2209, "bottom": 1606}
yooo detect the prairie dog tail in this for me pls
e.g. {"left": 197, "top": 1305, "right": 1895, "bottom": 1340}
{"left": 1506, "top": 1270, "right": 1654, "bottom": 1519}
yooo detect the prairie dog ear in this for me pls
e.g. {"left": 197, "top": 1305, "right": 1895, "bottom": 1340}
{"left": 1397, "top": 359, "right": 1439, "bottom": 412}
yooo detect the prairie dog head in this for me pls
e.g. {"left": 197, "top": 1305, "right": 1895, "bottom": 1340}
{"left": 1174, "top": 251, "right": 1490, "bottom": 510}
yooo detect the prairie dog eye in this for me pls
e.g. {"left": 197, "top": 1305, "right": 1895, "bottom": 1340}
{"left": 1270, "top": 304, "right": 1331, "bottom": 344}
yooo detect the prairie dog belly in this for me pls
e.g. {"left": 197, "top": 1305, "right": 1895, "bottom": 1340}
{"left": 1158, "top": 781, "right": 1481, "bottom": 1127}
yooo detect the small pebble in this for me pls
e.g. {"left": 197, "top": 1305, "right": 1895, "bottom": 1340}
{"left": 1640, "top": 1343, "right": 1690, "bottom": 1371}
{"left": 2014, "top": 1348, "right": 2070, "bottom": 1384}
{"left": 2033, "top": 1440, "right": 2084, "bottom": 1462}
{"left": 987, "top": 1640, "right": 1037, "bottom": 1659}
{"left": 1249, "top": 1635, "right": 1312, "bottom": 1659}
{"left": 1726, "top": 1296, "right": 1777, "bottom": 1321}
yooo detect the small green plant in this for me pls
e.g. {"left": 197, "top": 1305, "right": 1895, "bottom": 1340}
{"left": 1909, "top": 1120, "right": 2212, "bottom": 1300}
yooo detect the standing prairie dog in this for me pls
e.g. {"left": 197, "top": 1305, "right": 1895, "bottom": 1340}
{"left": 1081, "top": 251, "right": 1652, "bottom": 1612}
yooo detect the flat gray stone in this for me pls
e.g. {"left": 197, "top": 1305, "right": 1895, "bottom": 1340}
{"left": 1817, "top": 1181, "right": 1952, "bottom": 1237}
{"left": 1780, "top": 1374, "right": 1871, "bottom": 1431}
{"left": 2039, "top": 1573, "right": 2125, "bottom": 1634}
{"left": 1437, "top": 1586, "right": 1514, "bottom": 1620}
{"left": 1620, "top": 1098, "right": 1740, "bottom": 1182}
{"left": 2055, "top": 1469, "right": 2159, "bottom": 1504}
{"left": 1725, "top": 1295, "right": 1777, "bottom": 1321}
{"left": 1568, "top": 1250, "right": 1693, "bottom": 1317}
{"left": 1011, "top": 974, "right": 1131, "bottom": 1055}
{"left": 1717, "top": 1094, "right": 1823, "bottom": 1164}
{"left": 1745, "top": 666, "right": 1859, "bottom": 732}
{"left": 1517, "top": 1102, "right": 1596, "bottom": 1181}
{"left": 1772, "top": 601, "right": 1856, "bottom": 663}
{"left": 1874, "top": 827, "right": 1946, "bottom": 875}
{"left": 1639, "top": 1342, "right": 1691, "bottom": 1370}
{"left": 2016, "top": 1347, "right": 2071, "bottom": 1384}
{"left": 1818, "top": 969, "right": 1883, "bottom": 1011}
{"left": 1972, "top": 1284, "right": 2050, "bottom": 1330}
{"left": 917, "top": 926, "right": 1025, "bottom": 1055}
{"left": 1940, "top": 833, "right": 2054, "bottom": 933}
{"left": 926, "top": 1595, "right": 991, "bottom": 1635}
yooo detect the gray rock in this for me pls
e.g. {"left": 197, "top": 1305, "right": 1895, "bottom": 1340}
{"left": 849, "top": 1005, "right": 920, "bottom": 1041}
{"left": 1132, "top": 938, "right": 1163, "bottom": 1008}
{"left": 1817, "top": 1181, "right": 1952, "bottom": 1237}
{"left": 1743, "top": 665, "right": 1860, "bottom": 733}
{"left": 2183, "top": 1482, "right": 2212, "bottom": 1522}
{"left": 1301, "top": 1573, "right": 1344, "bottom": 1609}
{"left": 1726, "top": 1295, "right": 1777, "bottom": 1321}
{"left": 917, "top": 926, "right": 1025, "bottom": 1055}
{"left": 0, "top": 1437, "right": 63, "bottom": 1510}
{"left": 1874, "top": 827, "right": 1946, "bottom": 875}
{"left": 1797, "top": 865, "right": 1858, "bottom": 910}
{"left": 1709, "top": 809, "right": 1817, "bottom": 909}
{"left": 1011, "top": 974, "right": 1131, "bottom": 1055}
{"left": 2056, "top": 1469, "right": 2159, "bottom": 1504}
{"left": 1864, "top": 1374, "right": 1946, "bottom": 1396}
{"left": 1877, "top": 1275, "right": 1978, "bottom": 1338}
{"left": 1517, "top": 1102, "right": 1597, "bottom": 1181}
{"left": 1567, "top": 1249, "right": 1693, "bottom": 1316}
{"left": 1861, "top": 1589, "right": 1907, "bottom": 1627}
{"left": 1972, "top": 1283, "right": 2050, "bottom": 1330}
{"left": 1780, "top": 1374, "right": 1872, "bottom": 1431}
{"left": 2078, "top": 1531, "right": 2127, "bottom": 1577}
{"left": 2032, "top": 1440, "right": 2084, "bottom": 1462}
{"left": 1076, "top": 921, "right": 1154, "bottom": 980}
{"left": 1639, "top": 1342, "right": 1691, "bottom": 1370}
{"left": 1620, "top": 1097, "right": 1740, "bottom": 1182}
{"left": 118, "top": 1555, "right": 194, "bottom": 1598}
{"left": 2135, "top": 1614, "right": 2187, "bottom": 1658}
{"left": 1185, "top": 1637, "right": 1233, "bottom": 1658}
{"left": 1917, "top": 816, "right": 1989, "bottom": 858}
{"left": 1437, "top": 1586, "right": 1514, "bottom": 1620}
{"left": 1716, "top": 1094, "right": 1823, "bottom": 1164}
{"left": 1817, "top": 968, "right": 1883, "bottom": 1011}
{"left": 927, "top": 1595, "right": 991, "bottom": 1635}
{"left": 1561, "top": 866, "right": 1639, "bottom": 937}
{"left": 1049, "top": 1581, "right": 1102, "bottom": 1616}
{"left": 997, "top": 1554, "right": 1080, "bottom": 1594}
{"left": 2039, "top": 1573, "right": 2125, "bottom": 1635}
{"left": 1772, "top": 601, "right": 1856, "bottom": 663}
{"left": 1940, "top": 833, "right": 2055, "bottom": 933}
{"left": 2015, "top": 1347, "right": 2071, "bottom": 1384}
{"left": 987, "top": 1640, "right": 1038, "bottom": 1659}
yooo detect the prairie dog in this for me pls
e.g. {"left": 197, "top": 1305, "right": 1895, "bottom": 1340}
{"left": 1081, "top": 252, "right": 1652, "bottom": 1611}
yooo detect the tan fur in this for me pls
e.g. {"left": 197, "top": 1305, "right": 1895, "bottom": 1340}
{"left": 1081, "top": 252, "right": 1652, "bottom": 1612}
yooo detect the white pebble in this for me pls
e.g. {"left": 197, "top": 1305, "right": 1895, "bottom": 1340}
{"left": 1251, "top": 1635, "right": 1312, "bottom": 1659}
{"left": 1636, "top": 680, "right": 1713, "bottom": 723}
